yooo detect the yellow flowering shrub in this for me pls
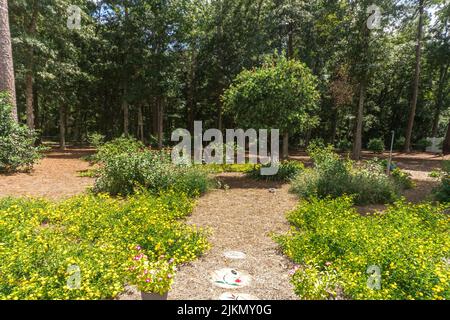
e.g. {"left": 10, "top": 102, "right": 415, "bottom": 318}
{"left": 276, "top": 197, "right": 450, "bottom": 300}
{"left": 0, "top": 191, "right": 210, "bottom": 300}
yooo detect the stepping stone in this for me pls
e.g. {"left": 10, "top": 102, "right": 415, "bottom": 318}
{"left": 223, "top": 250, "right": 246, "bottom": 260}
{"left": 268, "top": 188, "right": 276, "bottom": 193}
{"left": 211, "top": 268, "right": 251, "bottom": 289}
{"left": 219, "top": 292, "right": 259, "bottom": 300}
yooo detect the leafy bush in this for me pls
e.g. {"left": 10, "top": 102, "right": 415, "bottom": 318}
{"left": 433, "top": 161, "right": 450, "bottom": 203}
{"left": 394, "top": 136, "right": 405, "bottom": 150}
{"left": 223, "top": 54, "right": 320, "bottom": 139}
{"left": 275, "top": 197, "right": 450, "bottom": 300}
{"left": 87, "top": 132, "right": 106, "bottom": 148}
{"left": 246, "top": 161, "right": 304, "bottom": 182}
{"left": 391, "top": 167, "right": 415, "bottom": 190}
{"left": 367, "top": 138, "right": 385, "bottom": 154}
{"left": 93, "top": 148, "right": 212, "bottom": 196}
{"left": 416, "top": 138, "right": 432, "bottom": 152}
{"left": 290, "top": 145, "right": 399, "bottom": 205}
{"left": 0, "top": 93, "right": 44, "bottom": 172}
{"left": 92, "top": 136, "right": 144, "bottom": 163}
{"left": 336, "top": 139, "right": 352, "bottom": 152}
{"left": 0, "top": 192, "right": 209, "bottom": 299}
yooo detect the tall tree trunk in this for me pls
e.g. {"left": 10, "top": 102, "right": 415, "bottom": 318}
{"left": 443, "top": 120, "right": 450, "bottom": 154}
{"left": 431, "top": 64, "right": 448, "bottom": 137}
{"left": 25, "top": 73, "right": 34, "bottom": 129}
{"left": 157, "top": 98, "right": 164, "bottom": 149}
{"left": 137, "top": 103, "right": 144, "bottom": 142}
{"left": 404, "top": 0, "right": 425, "bottom": 152}
{"left": 152, "top": 97, "right": 159, "bottom": 139}
{"left": 217, "top": 96, "right": 223, "bottom": 132}
{"left": 330, "top": 106, "right": 338, "bottom": 145}
{"left": 282, "top": 132, "right": 289, "bottom": 159}
{"left": 122, "top": 99, "right": 129, "bottom": 137}
{"left": 59, "top": 105, "right": 66, "bottom": 150}
{"left": 352, "top": 16, "right": 371, "bottom": 160}
{"left": 0, "top": 0, "right": 17, "bottom": 120}
{"left": 282, "top": 24, "right": 294, "bottom": 158}
{"left": 352, "top": 81, "right": 366, "bottom": 160}
{"left": 25, "top": 2, "right": 38, "bottom": 129}
{"left": 187, "top": 50, "right": 196, "bottom": 134}
{"left": 34, "top": 86, "right": 41, "bottom": 144}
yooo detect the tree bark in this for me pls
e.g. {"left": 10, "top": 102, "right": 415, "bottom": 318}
{"left": 59, "top": 105, "right": 66, "bottom": 150}
{"left": 137, "top": 103, "right": 144, "bottom": 142}
{"left": 443, "top": 120, "right": 450, "bottom": 155}
{"left": 0, "top": 0, "right": 17, "bottom": 120}
{"left": 157, "top": 98, "right": 164, "bottom": 149}
{"left": 431, "top": 64, "right": 448, "bottom": 137}
{"left": 282, "top": 132, "right": 289, "bottom": 159}
{"left": 26, "top": 73, "right": 34, "bottom": 129}
{"left": 352, "top": 81, "right": 366, "bottom": 160}
{"left": 187, "top": 50, "right": 196, "bottom": 134}
{"left": 404, "top": 0, "right": 424, "bottom": 152}
{"left": 25, "top": 1, "right": 38, "bottom": 129}
{"left": 122, "top": 99, "right": 129, "bottom": 137}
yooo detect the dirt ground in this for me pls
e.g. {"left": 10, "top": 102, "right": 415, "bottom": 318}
{"left": 0, "top": 147, "right": 95, "bottom": 200}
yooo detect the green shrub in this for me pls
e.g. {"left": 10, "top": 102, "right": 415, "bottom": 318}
{"left": 93, "top": 149, "right": 212, "bottom": 196}
{"left": 0, "top": 192, "right": 209, "bottom": 299}
{"left": 87, "top": 132, "right": 106, "bottom": 148}
{"left": 0, "top": 93, "right": 45, "bottom": 172}
{"left": 246, "top": 160, "right": 304, "bottom": 182}
{"left": 290, "top": 145, "right": 399, "bottom": 205}
{"left": 433, "top": 161, "right": 450, "bottom": 203}
{"left": 416, "top": 138, "right": 432, "bottom": 152}
{"left": 394, "top": 136, "right": 405, "bottom": 150}
{"left": 391, "top": 167, "right": 415, "bottom": 190}
{"left": 275, "top": 197, "right": 450, "bottom": 300}
{"left": 336, "top": 139, "right": 352, "bottom": 152}
{"left": 367, "top": 138, "right": 385, "bottom": 154}
{"left": 93, "top": 136, "right": 144, "bottom": 163}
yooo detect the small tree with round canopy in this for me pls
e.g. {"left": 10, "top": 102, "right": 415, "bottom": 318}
{"left": 223, "top": 54, "right": 320, "bottom": 158}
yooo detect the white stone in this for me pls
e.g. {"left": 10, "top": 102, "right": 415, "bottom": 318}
{"left": 211, "top": 268, "right": 251, "bottom": 289}
{"left": 223, "top": 251, "right": 246, "bottom": 260}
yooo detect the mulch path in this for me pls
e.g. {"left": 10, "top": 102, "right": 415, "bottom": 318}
{"left": 168, "top": 173, "right": 299, "bottom": 300}
{"left": 0, "top": 147, "right": 95, "bottom": 200}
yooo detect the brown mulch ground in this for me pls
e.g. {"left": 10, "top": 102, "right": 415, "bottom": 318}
{"left": 0, "top": 147, "right": 95, "bottom": 200}
{"left": 168, "top": 173, "right": 299, "bottom": 300}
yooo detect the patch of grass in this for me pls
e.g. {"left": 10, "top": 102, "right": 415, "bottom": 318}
{"left": 246, "top": 160, "right": 304, "bottom": 182}
{"left": 77, "top": 169, "right": 99, "bottom": 178}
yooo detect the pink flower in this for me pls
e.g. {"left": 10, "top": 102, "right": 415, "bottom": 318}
{"left": 289, "top": 265, "right": 300, "bottom": 276}
{"left": 135, "top": 245, "right": 142, "bottom": 251}
{"left": 168, "top": 258, "right": 174, "bottom": 264}
{"left": 143, "top": 270, "right": 149, "bottom": 275}
{"left": 145, "top": 278, "right": 151, "bottom": 283}
{"left": 167, "top": 274, "right": 172, "bottom": 279}
{"left": 325, "top": 261, "right": 332, "bottom": 267}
